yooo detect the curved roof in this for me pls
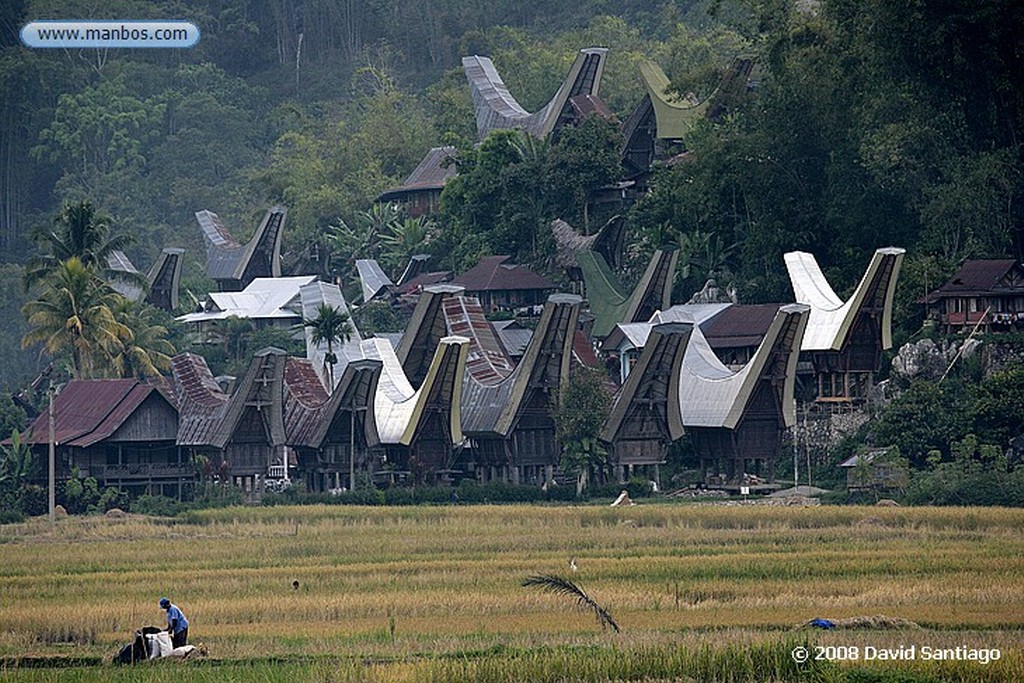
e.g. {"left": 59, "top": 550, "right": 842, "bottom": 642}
{"left": 197, "top": 206, "right": 286, "bottom": 288}
{"left": 639, "top": 61, "right": 711, "bottom": 140}
{"left": 678, "top": 304, "right": 809, "bottom": 429}
{"left": 601, "top": 322, "right": 691, "bottom": 445}
{"left": 785, "top": 247, "right": 904, "bottom": 352}
{"left": 355, "top": 259, "right": 394, "bottom": 302}
{"left": 639, "top": 58, "right": 754, "bottom": 140}
{"left": 363, "top": 336, "right": 467, "bottom": 445}
{"left": 460, "top": 294, "right": 581, "bottom": 436}
{"left": 580, "top": 248, "right": 678, "bottom": 338}
{"left": 463, "top": 48, "right": 607, "bottom": 140}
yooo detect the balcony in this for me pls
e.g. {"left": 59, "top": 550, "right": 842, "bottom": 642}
{"left": 99, "top": 463, "right": 194, "bottom": 480}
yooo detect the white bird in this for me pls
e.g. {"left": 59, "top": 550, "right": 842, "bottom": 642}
{"left": 569, "top": 557, "right": 578, "bottom": 573}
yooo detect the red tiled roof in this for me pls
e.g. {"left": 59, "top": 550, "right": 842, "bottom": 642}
{"left": 702, "top": 304, "right": 784, "bottom": 349}
{"left": 451, "top": 256, "right": 555, "bottom": 292}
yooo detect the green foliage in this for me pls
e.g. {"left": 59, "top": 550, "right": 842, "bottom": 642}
{"left": 298, "top": 303, "right": 354, "bottom": 387}
{"left": 872, "top": 380, "right": 970, "bottom": 467}
{"left": 554, "top": 366, "right": 612, "bottom": 494}
{"left": 969, "top": 364, "right": 1024, "bottom": 447}
{"left": 905, "top": 465, "right": 1024, "bottom": 507}
{"left": 131, "top": 494, "right": 186, "bottom": 517}
{"left": 353, "top": 300, "right": 407, "bottom": 336}
{"left": 0, "top": 393, "right": 27, "bottom": 438}
{"left": 59, "top": 467, "right": 127, "bottom": 515}
{"left": 440, "top": 120, "right": 621, "bottom": 271}
{"left": 262, "top": 480, "right": 580, "bottom": 506}
{"left": 21, "top": 257, "right": 129, "bottom": 379}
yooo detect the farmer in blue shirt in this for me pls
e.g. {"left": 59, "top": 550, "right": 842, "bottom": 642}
{"left": 159, "top": 597, "right": 189, "bottom": 647}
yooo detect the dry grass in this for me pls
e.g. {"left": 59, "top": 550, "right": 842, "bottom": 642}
{"left": 1, "top": 504, "right": 1023, "bottom": 680}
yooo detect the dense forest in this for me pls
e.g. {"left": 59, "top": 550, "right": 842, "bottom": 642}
{"left": 1, "top": 0, "right": 1023, "bottom": 501}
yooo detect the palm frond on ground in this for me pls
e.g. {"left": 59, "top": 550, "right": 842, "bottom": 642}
{"left": 521, "top": 573, "right": 620, "bottom": 633}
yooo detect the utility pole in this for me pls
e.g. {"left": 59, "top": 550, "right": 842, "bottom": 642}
{"left": 48, "top": 382, "right": 56, "bottom": 523}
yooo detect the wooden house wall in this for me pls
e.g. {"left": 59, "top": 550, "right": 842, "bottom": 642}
{"left": 509, "top": 391, "right": 558, "bottom": 467}
{"left": 107, "top": 393, "right": 179, "bottom": 443}
{"left": 224, "top": 405, "right": 274, "bottom": 474}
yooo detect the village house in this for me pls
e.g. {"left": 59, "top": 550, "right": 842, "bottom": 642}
{"left": 22, "top": 379, "right": 190, "bottom": 498}
{"left": 601, "top": 305, "right": 808, "bottom": 490}
{"left": 449, "top": 255, "right": 556, "bottom": 313}
{"left": 197, "top": 206, "right": 286, "bottom": 292}
{"left": 376, "top": 146, "right": 457, "bottom": 217}
{"left": 177, "top": 275, "right": 318, "bottom": 338}
{"left": 922, "top": 259, "right": 1024, "bottom": 334}
{"left": 839, "top": 448, "right": 908, "bottom": 493}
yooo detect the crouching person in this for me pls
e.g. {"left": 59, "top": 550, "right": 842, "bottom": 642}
{"left": 159, "top": 597, "right": 189, "bottom": 647}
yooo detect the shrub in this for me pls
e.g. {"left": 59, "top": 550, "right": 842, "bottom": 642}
{"left": 132, "top": 494, "right": 186, "bottom": 517}
{"left": 0, "top": 508, "right": 25, "bottom": 524}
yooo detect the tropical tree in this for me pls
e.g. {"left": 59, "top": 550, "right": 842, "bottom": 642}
{"left": 206, "top": 315, "right": 255, "bottom": 368}
{"left": 23, "top": 200, "right": 142, "bottom": 291}
{"left": 21, "top": 257, "right": 127, "bottom": 379}
{"left": 299, "top": 303, "right": 354, "bottom": 389}
{"left": 0, "top": 430, "right": 34, "bottom": 491}
{"left": 553, "top": 366, "right": 612, "bottom": 496}
{"left": 379, "top": 215, "right": 435, "bottom": 273}
{"left": 109, "top": 299, "right": 176, "bottom": 379}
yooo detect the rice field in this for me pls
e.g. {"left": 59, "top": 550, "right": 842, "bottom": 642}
{"left": 1, "top": 503, "right": 1022, "bottom": 681}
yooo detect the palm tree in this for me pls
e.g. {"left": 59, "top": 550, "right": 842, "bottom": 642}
{"left": 299, "top": 303, "right": 353, "bottom": 389}
{"left": 21, "top": 257, "right": 127, "bottom": 379}
{"left": 206, "top": 315, "right": 255, "bottom": 367}
{"left": 379, "top": 215, "right": 434, "bottom": 272}
{"left": 24, "top": 200, "right": 142, "bottom": 291}
{"left": 110, "top": 299, "right": 176, "bottom": 379}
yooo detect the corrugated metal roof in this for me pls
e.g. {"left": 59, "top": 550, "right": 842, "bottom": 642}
{"left": 572, "top": 330, "right": 601, "bottom": 368}
{"left": 196, "top": 210, "right": 239, "bottom": 248}
{"left": 171, "top": 353, "right": 229, "bottom": 446}
{"left": 395, "top": 271, "right": 452, "bottom": 296}
{"left": 396, "top": 254, "right": 431, "bottom": 287}
{"left": 493, "top": 322, "right": 532, "bottom": 358}
{"left": 461, "top": 294, "right": 581, "bottom": 436}
{"left": 581, "top": 249, "right": 678, "bottom": 338}
{"left": 451, "top": 255, "right": 555, "bottom": 292}
{"left": 24, "top": 379, "right": 156, "bottom": 447}
{"left": 569, "top": 94, "right": 614, "bottom": 120}
{"left": 178, "top": 276, "right": 317, "bottom": 324}
{"left": 378, "top": 147, "right": 457, "bottom": 201}
{"left": 206, "top": 244, "right": 244, "bottom": 280}
{"left": 639, "top": 61, "right": 711, "bottom": 140}
{"left": 355, "top": 259, "right": 394, "bottom": 302}
{"left": 463, "top": 48, "right": 607, "bottom": 140}
{"left": 442, "top": 296, "right": 513, "bottom": 384}
{"left": 679, "top": 304, "right": 808, "bottom": 429}
{"left": 299, "top": 281, "right": 363, "bottom": 388}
